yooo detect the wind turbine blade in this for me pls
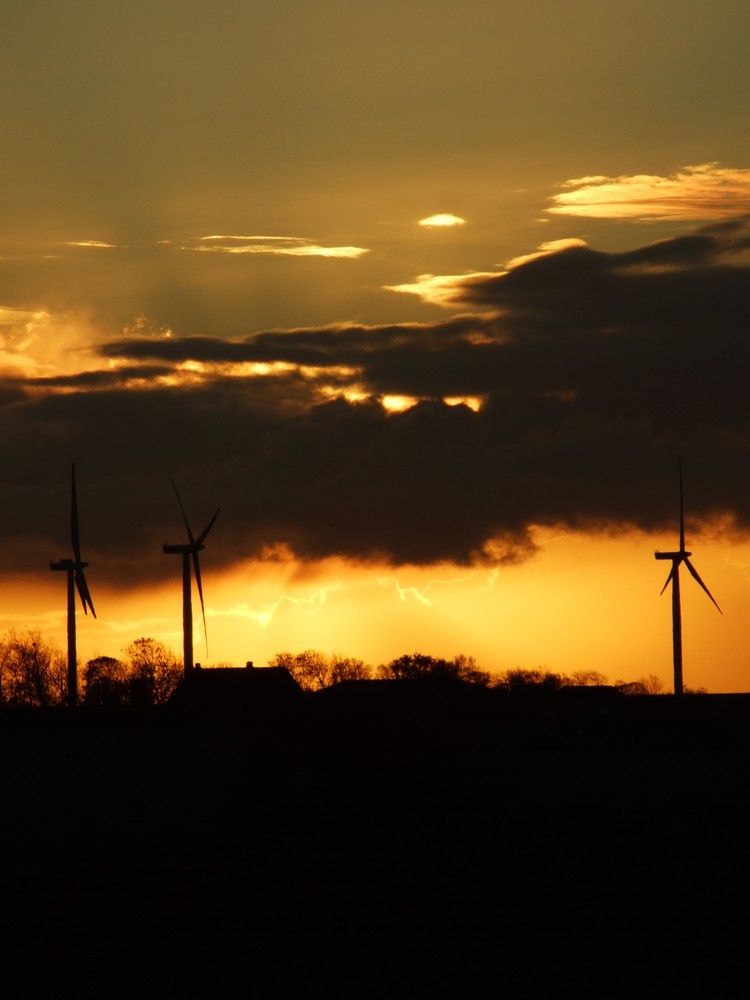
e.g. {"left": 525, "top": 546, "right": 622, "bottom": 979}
{"left": 75, "top": 568, "right": 97, "bottom": 618}
{"left": 192, "top": 550, "right": 209, "bottom": 654}
{"left": 660, "top": 564, "right": 676, "bottom": 596}
{"left": 684, "top": 557, "right": 722, "bottom": 613}
{"left": 196, "top": 507, "right": 220, "bottom": 547}
{"left": 678, "top": 456, "right": 685, "bottom": 552}
{"left": 170, "top": 479, "right": 196, "bottom": 545}
{"left": 71, "top": 463, "right": 82, "bottom": 562}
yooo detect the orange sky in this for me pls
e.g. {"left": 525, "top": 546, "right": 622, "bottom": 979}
{"left": 7, "top": 525, "right": 744, "bottom": 693}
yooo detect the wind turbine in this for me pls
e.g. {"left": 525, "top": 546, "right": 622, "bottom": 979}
{"left": 49, "top": 464, "right": 96, "bottom": 708}
{"left": 163, "top": 480, "right": 219, "bottom": 677}
{"left": 654, "top": 458, "right": 721, "bottom": 695}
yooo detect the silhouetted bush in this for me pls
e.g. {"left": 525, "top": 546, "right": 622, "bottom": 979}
{"left": 379, "top": 652, "right": 491, "bottom": 685}
{"left": 615, "top": 675, "right": 665, "bottom": 695}
{"left": 493, "top": 668, "right": 565, "bottom": 691}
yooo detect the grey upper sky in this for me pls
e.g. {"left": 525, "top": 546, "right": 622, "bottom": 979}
{"left": 3, "top": 0, "right": 750, "bottom": 333}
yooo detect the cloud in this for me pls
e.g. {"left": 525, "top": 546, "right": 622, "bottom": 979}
{"left": 64, "top": 241, "right": 118, "bottom": 249}
{"left": 219, "top": 583, "right": 342, "bottom": 628}
{"left": 505, "top": 238, "right": 588, "bottom": 269}
{"left": 3, "top": 217, "right": 750, "bottom": 586}
{"left": 418, "top": 214, "right": 466, "bottom": 228}
{"left": 0, "top": 307, "right": 107, "bottom": 378}
{"left": 386, "top": 272, "right": 500, "bottom": 307}
{"left": 184, "top": 235, "right": 370, "bottom": 259}
{"left": 377, "top": 572, "right": 476, "bottom": 605}
{"left": 548, "top": 163, "right": 750, "bottom": 221}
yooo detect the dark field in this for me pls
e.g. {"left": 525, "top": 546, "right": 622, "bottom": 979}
{"left": 2, "top": 687, "right": 749, "bottom": 995}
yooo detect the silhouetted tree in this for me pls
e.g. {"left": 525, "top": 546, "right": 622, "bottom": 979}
{"left": 81, "top": 642, "right": 181, "bottom": 707}
{"left": 448, "top": 654, "right": 492, "bottom": 685}
{"left": 83, "top": 656, "right": 130, "bottom": 707}
{"left": 329, "top": 654, "right": 372, "bottom": 685}
{"left": 270, "top": 650, "right": 329, "bottom": 691}
{"left": 379, "top": 652, "right": 491, "bottom": 685}
{"left": 0, "top": 628, "right": 66, "bottom": 707}
{"left": 567, "top": 670, "right": 609, "bottom": 687}
{"left": 123, "top": 638, "right": 182, "bottom": 706}
{"left": 269, "top": 650, "right": 373, "bottom": 690}
{"left": 640, "top": 674, "right": 666, "bottom": 695}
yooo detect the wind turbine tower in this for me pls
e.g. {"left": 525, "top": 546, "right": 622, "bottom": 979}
{"left": 49, "top": 464, "right": 96, "bottom": 708}
{"left": 654, "top": 458, "right": 721, "bottom": 695}
{"left": 163, "top": 481, "right": 219, "bottom": 677}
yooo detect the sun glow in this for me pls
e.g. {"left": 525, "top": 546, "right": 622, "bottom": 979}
{"left": 170, "top": 359, "right": 301, "bottom": 379}
{"left": 104, "top": 358, "right": 366, "bottom": 394}
{"left": 381, "top": 394, "right": 418, "bottom": 413}
{"left": 319, "top": 383, "right": 370, "bottom": 405}
{"left": 0, "top": 308, "right": 105, "bottom": 378}
{"left": 445, "top": 395, "right": 483, "bottom": 412}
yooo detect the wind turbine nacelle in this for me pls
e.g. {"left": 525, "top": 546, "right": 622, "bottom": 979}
{"left": 50, "top": 558, "right": 87, "bottom": 570}
{"left": 163, "top": 542, "right": 205, "bottom": 555}
{"left": 654, "top": 551, "right": 690, "bottom": 560}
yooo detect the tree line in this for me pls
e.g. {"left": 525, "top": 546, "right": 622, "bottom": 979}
{"left": 0, "top": 627, "right": 698, "bottom": 708}
{"left": 0, "top": 629, "right": 182, "bottom": 708}
{"left": 268, "top": 649, "right": 682, "bottom": 694}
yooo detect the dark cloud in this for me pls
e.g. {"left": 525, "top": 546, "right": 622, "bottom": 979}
{"left": 27, "top": 366, "right": 175, "bottom": 389}
{"left": 3, "top": 218, "right": 750, "bottom": 585}
{"left": 101, "top": 319, "right": 481, "bottom": 369}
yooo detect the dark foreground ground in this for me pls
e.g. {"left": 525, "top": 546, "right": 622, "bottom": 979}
{"left": 2, "top": 685, "right": 750, "bottom": 995}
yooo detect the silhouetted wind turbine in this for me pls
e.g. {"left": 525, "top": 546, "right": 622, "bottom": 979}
{"left": 163, "top": 481, "right": 219, "bottom": 677}
{"left": 50, "top": 464, "right": 96, "bottom": 708}
{"left": 654, "top": 458, "right": 721, "bottom": 696}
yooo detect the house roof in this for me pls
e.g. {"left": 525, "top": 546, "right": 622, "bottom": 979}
{"left": 168, "top": 665, "right": 303, "bottom": 715}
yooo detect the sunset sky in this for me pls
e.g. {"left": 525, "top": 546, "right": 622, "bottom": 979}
{"left": 3, "top": 1, "right": 750, "bottom": 691}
